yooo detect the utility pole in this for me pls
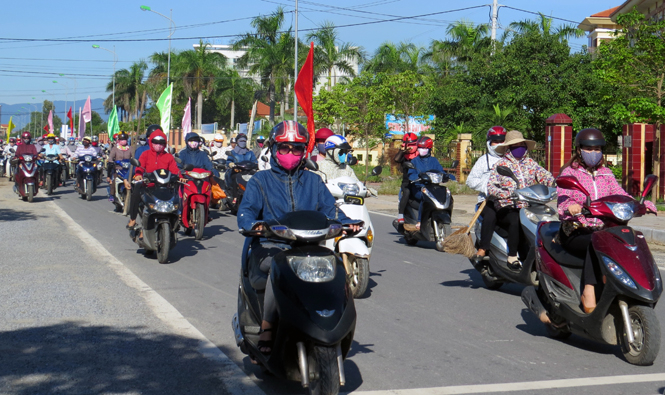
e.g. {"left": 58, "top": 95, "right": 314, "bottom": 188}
{"left": 293, "top": 0, "right": 299, "bottom": 120}
{"left": 491, "top": 0, "right": 499, "bottom": 41}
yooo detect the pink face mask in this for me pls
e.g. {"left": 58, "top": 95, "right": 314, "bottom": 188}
{"left": 276, "top": 152, "right": 302, "bottom": 171}
{"left": 188, "top": 141, "right": 199, "bottom": 149}
{"left": 118, "top": 140, "right": 127, "bottom": 147}
{"left": 152, "top": 143, "right": 165, "bottom": 153}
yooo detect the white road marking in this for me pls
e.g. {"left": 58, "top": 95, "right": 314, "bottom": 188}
{"left": 369, "top": 210, "right": 396, "bottom": 218}
{"left": 345, "top": 373, "right": 665, "bottom": 394}
{"left": 50, "top": 200, "right": 265, "bottom": 395}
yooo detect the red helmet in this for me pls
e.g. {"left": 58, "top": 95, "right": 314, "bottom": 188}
{"left": 487, "top": 126, "right": 507, "bottom": 142}
{"left": 9, "top": 137, "right": 16, "bottom": 143}
{"left": 270, "top": 121, "right": 309, "bottom": 145}
{"left": 113, "top": 133, "right": 119, "bottom": 141}
{"left": 402, "top": 133, "right": 418, "bottom": 143}
{"left": 315, "top": 128, "right": 334, "bottom": 142}
{"left": 416, "top": 136, "right": 433, "bottom": 149}
{"left": 22, "top": 132, "right": 32, "bottom": 141}
{"left": 42, "top": 134, "right": 48, "bottom": 140}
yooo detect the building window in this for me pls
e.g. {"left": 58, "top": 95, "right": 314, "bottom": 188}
{"left": 368, "top": 155, "right": 373, "bottom": 162}
{"left": 357, "top": 154, "right": 363, "bottom": 161}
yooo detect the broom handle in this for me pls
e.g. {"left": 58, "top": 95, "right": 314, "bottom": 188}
{"left": 465, "top": 200, "right": 487, "bottom": 235}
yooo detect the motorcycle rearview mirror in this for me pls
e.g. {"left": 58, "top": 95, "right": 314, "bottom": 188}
{"left": 10, "top": 148, "right": 15, "bottom": 153}
{"left": 183, "top": 163, "right": 195, "bottom": 171}
{"left": 40, "top": 148, "right": 46, "bottom": 153}
{"left": 175, "top": 157, "right": 183, "bottom": 164}
{"left": 557, "top": 175, "right": 591, "bottom": 206}
{"left": 226, "top": 150, "right": 233, "bottom": 156}
{"left": 348, "top": 155, "right": 358, "bottom": 166}
{"left": 170, "top": 147, "right": 176, "bottom": 154}
{"left": 451, "top": 160, "right": 459, "bottom": 168}
{"left": 371, "top": 166, "right": 383, "bottom": 176}
{"left": 305, "top": 158, "right": 319, "bottom": 171}
{"left": 130, "top": 158, "right": 141, "bottom": 167}
{"left": 404, "top": 161, "right": 415, "bottom": 170}
{"left": 211, "top": 151, "right": 217, "bottom": 156}
{"left": 640, "top": 174, "right": 658, "bottom": 204}
{"left": 261, "top": 155, "right": 269, "bottom": 162}
{"left": 496, "top": 166, "right": 518, "bottom": 183}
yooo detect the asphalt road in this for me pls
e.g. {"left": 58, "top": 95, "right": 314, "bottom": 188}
{"left": 20, "top": 179, "right": 665, "bottom": 394}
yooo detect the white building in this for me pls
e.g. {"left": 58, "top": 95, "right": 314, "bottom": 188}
{"left": 578, "top": 6, "right": 621, "bottom": 52}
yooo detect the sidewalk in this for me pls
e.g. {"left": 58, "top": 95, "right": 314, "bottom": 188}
{"left": 0, "top": 179, "right": 256, "bottom": 395}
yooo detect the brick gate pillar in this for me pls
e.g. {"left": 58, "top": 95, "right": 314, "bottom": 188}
{"left": 545, "top": 113, "right": 573, "bottom": 177}
{"left": 622, "top": 123, "right": 655, "bottom": 196}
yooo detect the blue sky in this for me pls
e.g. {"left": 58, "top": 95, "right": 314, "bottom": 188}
{"left": 0, "top": 0, "right": 618, "bottom": 114}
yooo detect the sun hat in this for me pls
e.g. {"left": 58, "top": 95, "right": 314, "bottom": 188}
{"left": 494, "top": 130, "right": 535, "bottom": 155}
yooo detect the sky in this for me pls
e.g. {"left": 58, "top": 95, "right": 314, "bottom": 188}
{"left": 0, "top": 0, "right": 620, "bottom": 120}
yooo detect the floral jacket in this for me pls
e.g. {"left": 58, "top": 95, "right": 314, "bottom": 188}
{"left": 487, "top": 150, "right": 555, "bottom": 209}
{"left": 557, "top": 164, "right": 656, "bottom": 231}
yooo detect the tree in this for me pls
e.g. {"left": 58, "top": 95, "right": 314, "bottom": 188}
{"left": 104, "top": 60, "right": 148, "bottom": 126}
{"left": 215, "top": 68, "right": 260, "bottom": 130}
{"left": 312, "top": 83, "right": 346, "bottom": 132}
{"left": 307, "top": 21, "right": 364, "bottom": 89}
{"left": 40, "top": 100, "right": 63, "bottom": 134}
{"left": 508, "top": 13, "right": 584, "bottom": 42}
{"left": 363, "top": 42, "right": 424, "bottom": 74}
{"left": 378, "top": 70, "right": 429, "bottom": 134}
{"left": 430, "top": 20, "right": 491, "bottom": 68}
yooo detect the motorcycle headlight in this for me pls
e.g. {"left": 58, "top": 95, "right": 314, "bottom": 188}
{"left": 84, "top": 155, "right": 92, "bottom": 162}
{"left": 288, "top": 255, "right": 336, "bottom": 283}
{"left": 338, "top": 183, "right": 360, "bottom": 196}
{"left": 187, "top": 171, "right": 211, "bottom": 179}
{"left": 426, "top": 172, "right": 443, "bottom": 184}
{"left": 524, "top": 207, "right": 558, "bottom": 224}
{"left": 149, "top": 201, "right": 177, "bottom": 213}
{"left": 601, "top": 255, "right": 637, "bottom": 289}
{"left": 605, "top": 202, "right": 635, "bottom": 222}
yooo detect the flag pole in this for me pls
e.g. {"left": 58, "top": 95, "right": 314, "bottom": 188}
{"left": 293, "top": 0, "right": 298, "bottom": 120}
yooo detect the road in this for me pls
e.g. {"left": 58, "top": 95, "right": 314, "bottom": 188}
{"left": 8, "top": 179, "right": 665, "bottom": 394}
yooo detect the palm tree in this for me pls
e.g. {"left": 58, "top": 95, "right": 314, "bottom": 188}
{"left": 428, "top": 20, "right": 490, "bottom": 69}
{"left": 363, "top": 42, "right": 423, "bottom": 74}
{"left": 173, "top": 40, "right": 227, "bottom": 129}
{"left": 508, "top": 13, "right": 584, "bottom": 42}
{"left": 306, "top": 21, "right": 365, "bottom": 89}
{"left": 216, "top": 68, "right": 260, "bottom": 130}
{"left": 104, "top": 60, "right": 148, "bottom": 123}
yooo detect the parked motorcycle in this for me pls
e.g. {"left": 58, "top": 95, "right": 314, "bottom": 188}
{"left": 522, "top": 174, "right": 661, "bottom": 366}
{"left": 471, "top": 166, "right": 558, "bottom": 290}
{"left": 41, "top": 154, "right": 61, "bottom": 195}
{"left": 392, "top": 160, "right": 458, "bottom": 251}
{"left": 233, "top": 210, "right": 357, "bottom": 395}
{"left": 181, "top": 167, "right": 212, "bottom": 240}
{"left": 13, "top": 153, "right": 39, "bottom": 202}
{"left": 129, "top": 158, "right": 186, "bottom": 264}
{"left": 225, "top": 160, "right": 258, "bottom": 214}
{"left": 76, "top": 155, "right": 98, "bottom": 201}
{"left": 323, "top": 168, "right": 381, "bottom": 298}
{"left": 109, "top": 159, "right": 132, "bottom": 214}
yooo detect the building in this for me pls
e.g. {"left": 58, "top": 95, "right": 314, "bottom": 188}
{"left": 578, "top": 6, "right": 621, "bottom": 51}
{"left": 610, "top": 0, "right": 665, "bottom": 21}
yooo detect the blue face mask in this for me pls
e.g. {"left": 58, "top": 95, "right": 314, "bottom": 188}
{"left": 338, "top": 152, "right": 347, "bottom": 164}
{"left": 581, "top": 150, "right": 602, "bottom": 168}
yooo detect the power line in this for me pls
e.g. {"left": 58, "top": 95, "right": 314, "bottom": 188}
{"left": 502, "top": 6, "right": 593, "bottom": 28}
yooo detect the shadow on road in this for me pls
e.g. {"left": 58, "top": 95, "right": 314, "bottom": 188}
{"left": 0, "top": 208, "right": 40, "bottom": 222}
{"left": 0, "top": 322, "right": 227, "bottom": 395}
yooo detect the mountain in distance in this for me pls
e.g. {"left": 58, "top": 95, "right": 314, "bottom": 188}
{"left": 0, "top": 98, "right": 108, "bottom": 128}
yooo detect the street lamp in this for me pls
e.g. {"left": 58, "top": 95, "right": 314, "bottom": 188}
{"left": 92, "top": 44, "right": 117, "bottom": 107}
{"left": 59, "top": 73, "right": 77, "bottom": 130}
{"left": 140, "top": 5, "right": 176, "bottom": 87}
{"left": 53, "top": 80, "right": 69, "bottom": 123}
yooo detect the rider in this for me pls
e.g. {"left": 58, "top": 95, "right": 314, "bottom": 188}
{"left": 403, "top": 136, "right": 444, "bottom": 232}
{"left": 466, "top": 126, "right": 507, "bottom": 266}
{"left": 487, "top": 130, "right": 555, "bottom": 270}
{"left": 313, "top": 127, "right": 334, "bottom": 162}
{"left": 252, "top": 135, "right": 266, "bottom": 159}
{"left": 4, "top": 137, "right": 17, "bottom": 179}
{"left": 13, "top": 132, "right": 40, "bottom": 193}
{"left": 107, "top": 132, "right": 134, "bottom": 202}
{"left": 211, "top": 133, "right": 227, "bottom": 160}
{"left": 394, "top": 132, "right": 419, "bottom": 224}
{"left": 237, "top": 120, "right": 360, "bottom": 354}
{"left": 229, "top": 137, "right": 237, "bottom": 151}
{"left": 227, "top": 134, "right": 256, "bottom": 165}
{"left": 314, "top": 134, "right": 358, "bottom": 182}
{"left": 178, "top": 132, "right": 218, "bottom": 176}
{"left": 135, "top": 125, "right": 161, "bottom": 160}
{"left": 40, "top": 133, "right": 64, "bottom": 186}
{"left": 73, "top": 136, "right": 100, "bottom": 193}
{"left": 557, "top": 128, "right": 657, "bottom": 314}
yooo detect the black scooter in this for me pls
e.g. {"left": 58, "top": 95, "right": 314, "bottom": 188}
{"left": 76, "top": 154, "right": 98, "bottom": 201}
{"left": 225, "top": 160, "right": 258, "bottom": 214}
{"left": 393, "top": 160, "right": 458, "bottom": 251}
{"left": 233, "top": 211, "right": 358, "bottom": 395}
{"left": 41, "top": 153, "right": 61, "bottom": 195}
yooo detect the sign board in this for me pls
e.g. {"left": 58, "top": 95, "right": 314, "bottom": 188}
{"left": 385, "top": 114, "right": 435, "bottom": 135}
{"left": 201, "top": 122, "right": 217, "bottom": 134}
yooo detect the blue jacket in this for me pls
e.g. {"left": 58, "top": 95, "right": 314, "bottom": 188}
{"left": 227, "top": 149, "right": 257, "bottom": 165}
{"left": 135, "top": 145, "right": 150, "bottom": 159}
{"left": 408, "top": 155, "right": 444, "bottom": 185}
{"left": 237, "top": 156, "right": 353, "bottom": 232}
{"left": 178, "top": 146, "right": 218, "bottom": 176}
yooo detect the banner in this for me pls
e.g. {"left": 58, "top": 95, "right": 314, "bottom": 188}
{"left": 47, "top": 110, "right": 54, "bottom": 134}
{"left": 107, "top": 106, "right": 119, "bottom": 139}
{"left": 82, "top": 96, "right": 92, "bottom": 123}
{"left": 78, "top": 108, "right": 85, "bottom": 140}
{"left": 385, "top": 114, "right": 435, "bottom": 135}
{"left": 67, "top": 107, "right": 73, "bottom": 136}
{"left": 7, "top": 116, "right": 15, "bottom": 140}
{"left": 182, "top": 97, "right": 192, "bottom": 135}
{"left": 156, "top": 83, "right": 173, "bottom": 136}
{"left": 294, "top": 42, "right": 315, "bottom": 154}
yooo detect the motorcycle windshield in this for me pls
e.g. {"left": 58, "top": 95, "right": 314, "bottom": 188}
{"left": 148, "top": 186, "right": 177, "bottom": 202}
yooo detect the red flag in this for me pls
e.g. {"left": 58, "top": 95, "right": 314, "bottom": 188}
{"left": 67, "top": 107, "right": 73, "bottom": 135}
{"left": 43, "top": 125, "right": 49, "bottom": 132}
{"left": 294, "top": 42, "right": 315, "bottom": 155}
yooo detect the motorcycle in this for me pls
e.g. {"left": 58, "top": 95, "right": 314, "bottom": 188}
{"left": 0, "top": 150, "right": 6, "bottom": 178}
{"left": 109, "top": 159, "right": 132, "bottom": 214}
{"left": 61, "top": 158, "right": 70, "bottom": 185}
{"left": 471, "top": 166, "right": 558, "bottom": 290}
{"left": 522, "top": 174, "right": 661, "bottom": 366}
{"left": 41, "top": 154, "right": 61, "bottom": 195}
{"left": 129, "top": 158, "right": 187, "bottom": 264}
{"left": 5, "top": 148, "right": 16, "bottom": 180}
{"left": 225, "top": 160, "right": 258, "bottom": 214}
{"left": 76, "top": 155, "right": 99, "bottom": 201}
{"left": 323, "top": 168, "right": 382, "bottom": 298}
{"left": 233, "top": 210, "right": 357, "bottom": 395}
{"left": 392, "top": 160, "right": 458, "bottom": 251}
{"left": 210, "top": 152, "right": 230, "bottom": 210}
{"left": 180, "top": 167, "right": 212, "bottom": 240}
{"left": 13, "top": 153, "right": 39, "bottom": 202}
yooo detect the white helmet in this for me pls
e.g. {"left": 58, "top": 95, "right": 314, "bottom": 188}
{"left": 214, "top": 133, "right": 225, "bottom": 142}
{"left": 324, "top": 135, "right": 352, "bottom": 165}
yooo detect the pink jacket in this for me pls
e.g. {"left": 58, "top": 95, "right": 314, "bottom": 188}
{"left": 557, "top": 164, "right": 656, "bottom": 228}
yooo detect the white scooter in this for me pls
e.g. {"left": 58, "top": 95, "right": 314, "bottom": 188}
{"left": 323, "top": 166, "right": 382, "bottom": 298}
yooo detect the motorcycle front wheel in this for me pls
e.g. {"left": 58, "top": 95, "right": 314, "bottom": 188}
{"left": 86, "top": 181, "right": 93, "bottom": 201}
{"left": 195, "top": 203, "right": 206, "bottom": 240}
{"left": 348, "top": 256, "right": 369, "bottom": 299}
{"left": 157, "top": 222, "right": 171, "bottom": 264}
{"left": 622, "top": 305, "right": 660, "bottom": 366}
{"left": 46, "top": 175, "right": 53, "bottom": 195}
{"left": 308, "top": 345, "right": 340, "bottom": 395}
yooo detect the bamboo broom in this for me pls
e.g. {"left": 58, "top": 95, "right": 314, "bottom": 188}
{"left": 443, "top": 200, "right": 486, "bottom": 258}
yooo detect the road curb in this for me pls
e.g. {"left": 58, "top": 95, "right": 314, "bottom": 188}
{"left": 634, "top": 226, "right": 665, "bottom": 244}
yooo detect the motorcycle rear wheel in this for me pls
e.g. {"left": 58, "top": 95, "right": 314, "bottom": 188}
{"left": 622, "top": 305, "right": 660, "bottom": 366}
{"left": 86, "top": 182, "right": 93, "bottom": 201}
{"left": 195, "top": 203, "right": 205, "bottom": 240}
{"left": 349, "top": 256, "right": 370, "bottom": 299}
{"left": 157, "top": 222, "right": 171, "bottom": 264}
{"left": 308, "top": 345, "right": 340, "bottom": 395}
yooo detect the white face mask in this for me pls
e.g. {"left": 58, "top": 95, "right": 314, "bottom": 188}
{"left": 417, "top": 148, "right": 429, "bottom": 157}
{"left": 214, "top": 142, "right": 223, "bottom": 148}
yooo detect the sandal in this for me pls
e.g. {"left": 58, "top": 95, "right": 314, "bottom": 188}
{"left": 257, "top": 327, "right": 273, "bottom": 355}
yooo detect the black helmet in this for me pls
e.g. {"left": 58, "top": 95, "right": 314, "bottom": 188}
{"left": 575, "top": 128, "right": 605, "bottom": 147}
{"left": 118, "top": 132, "right": 128, "bottom": 140}
{"left": 146, "top": 124, "right": 162, "bottom": 139}
{"left": 91, "top": 135, "right": 99, "bottom": 142}
{"left": 138, "top": 134, "right": 147, "bottom": 141}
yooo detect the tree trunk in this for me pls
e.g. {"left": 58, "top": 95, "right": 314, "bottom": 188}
{"left": 197, "top": 91, "right": 203, "bottom": 130}
{"left": 230, "top": 99, "right": 235, "bottom": 131}
{"left": 269, "top": 77, "right": 276, "bottom": 127}
{"left": 280, "top": 86, "right": 286, "bottom": 121}
{"left": 365, "top": 128, "right": 370, "bottom": 184}
{"left": 248, "top": 100, "right": 258, "bottom": 142}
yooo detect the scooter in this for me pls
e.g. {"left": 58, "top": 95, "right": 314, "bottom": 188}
{"left": 41, "top": 154, "right": 61, "bottom": 195}
{"left": 0, "top": 151, "right": 6, "bottom": 178}
{"left": 393, "top": 160, "right": 458, "bottom": 251}
{"left": 225, "top": 160, "right": 258, "bottom": 214}
{"left": 109, "top": 159, "right": 132, "bottom": 214}
{"left": 13, "top": 153, "right": 39, "bottom": 202}
{"left": 522, "top": 174, "right": 661, "bottom": 366}
{"left": 76, "top": 155, "right": 99, "bottom": 201}
{"left": 129, "top": 158, "right": 186, "bottom": 264}
{"left": 471, "top": 166, "right": 558, "bottom": 290}
{"left": 5, "top": 148, "right": 16, "bottom": 180}
{"left": 233, "top": 210, "right": 358, "bottom": 395}
{"left": 61, "top": 158, "right": 69, "bottom": 185}
{"left": 323, "top": 167, "right": 381, "bottom": 298}
{"left": 180, "top": 167, "right": 212, "bottom": 240}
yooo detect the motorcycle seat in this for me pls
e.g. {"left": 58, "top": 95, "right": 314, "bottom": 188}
{"left": 538, "top": 221, "right": 585, "bottom": 268}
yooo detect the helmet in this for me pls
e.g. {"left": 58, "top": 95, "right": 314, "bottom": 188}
{"left": 82, "top": 136, "right": 91, "bottom": 143}
{"left": 68, "top": 137, "right": 75, "bottom": 142}
{"left": 315, "top": 128, "right": 334, "bottom": 142}
{"left": 256, "top": 135, "right": 266, "bottom": 142}
{"left": 91, "top": 135, "right": 99, "bottom": 142}
{"left": 269, "top": 121, "right": 309, "bottom": 145}
{"left": 139, "top": 134, "right": 147, "bottom": 142}
{"left": 230, "top": 137, "right": 237, "bottom": 143}
{"left": 117, "top": 133, "right": 128, "bottom": 140}
{"left": 55, "top": 136, "right": 60, "bottom": 142}
{"left": 214, "top": 133, "right": 225, "bottom": 142}
{"left": 185, "top": 132, "right": 201, "bottom": 142}
{"left": 487, "top": 126, "right": 507, "bottom": 142}
{"left": 9, "top": 137, "right": 16, "bottom": 143}
{"left": 324, "top": 135, "right": 351, "bottom": 152}
{"left": 575, "top": 128, "right": 605, "bottom": 147}
{"left": 402, "top": 133, "right": 418, "bottom": 143}
{"left": 146, "top": 124, "right": 162, "bottom": 139}
{"left": 47, "top": 133, "right": 56, "bottom": 139}
{"left": 22, "top": 131, "right": 32, "bottom": 140}
{"left": 113, "top": 133, "right": 119, "bottom": 141}
{"left": 416, "top": 136, "right": 433, "bottom": 149}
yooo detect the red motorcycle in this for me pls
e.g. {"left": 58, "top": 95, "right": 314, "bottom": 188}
{"left": 522, "top": 174, "right": 661, "bottom": 366}
{"left": 180, "top": 167, "right": 212, "bottom": 240}
{"left": 13, "top": 153, "right": 39, "bottom": 202}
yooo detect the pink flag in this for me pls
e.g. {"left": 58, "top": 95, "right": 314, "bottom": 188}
{"left": 82, "top": 96, "right": 92, "bottom": 123}
{"left": 47, "top": 110, "right": 54, "bottom": 134}
{"left": 182, "top": 97, "right": 192, "bottom": 135}
{"left": 78, "top": 108, "right": 85, "bottom": 140}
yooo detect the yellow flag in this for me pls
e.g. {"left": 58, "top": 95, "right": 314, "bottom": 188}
{"left": 6, "top": 116, "right": 15, "bottom": 140}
